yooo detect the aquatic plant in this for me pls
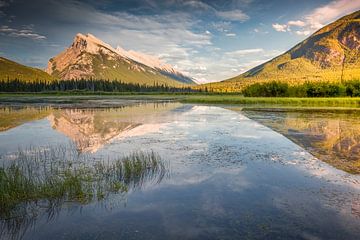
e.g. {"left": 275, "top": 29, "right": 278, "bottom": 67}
{"left": 0, "top": 146, "right": 168, "bottom": 239}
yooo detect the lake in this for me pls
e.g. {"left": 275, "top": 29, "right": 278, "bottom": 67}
{"left": 0, "top": 99, "right": 359, "bottom": 240}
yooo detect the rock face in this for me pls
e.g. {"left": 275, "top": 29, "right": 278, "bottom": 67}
{"left": 222, "top": 10, "right": 360, "bottom": 88}
{"left": 290, "top": 11, "right": 360, "bottom": 68}
{"left": 47, "top": 34, "right": 102, "bottom": 79}
{"left": 46, "top": 33, "right": 195, "bottom": 85}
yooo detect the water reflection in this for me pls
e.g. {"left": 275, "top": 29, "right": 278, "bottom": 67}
{"left": 0, "top": 146, "right": 169, "bottom": 240}
{"left": 0, "top": 104, "right": 360, "bottom": 239}
{"left": 0, "top": 102, "right": 181, "bottom": 153}
{"left": 241, "top": 109, "right": 360, "bottom": 173}
{"left": 0, "top": 107, "right": 52, "bottom": 131}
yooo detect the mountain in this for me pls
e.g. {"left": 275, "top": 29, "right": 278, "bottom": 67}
{"left": 115, "top": 46, "right": 195, "bottom": 84}
{"left": 213, "top": 10, "right": 360, "bottom": 91}
{"left": 0, "top": 57, "right": 53, "bottom": 82}
{"left": 46, "top": 33, "right": 195, "bottom": 85}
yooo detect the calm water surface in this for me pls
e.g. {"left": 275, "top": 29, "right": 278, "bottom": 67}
{"left": 240, "top": 108, "right": 360, "bottom": 174}
{"left": 0, "top": 101, "right": 359, "bottom": 240}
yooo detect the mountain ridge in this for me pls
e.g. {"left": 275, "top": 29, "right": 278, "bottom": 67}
{"left": 46, "top": 33, "right": 196, "bottom": 85}
{"left": 0, "top": 57, "right": 53, "bottom": 82}
{"left": 115, "top": 46, "right": 195, "bottom": 84}
{"left": 206, "top": 10, "right": 360, "bottom": 92}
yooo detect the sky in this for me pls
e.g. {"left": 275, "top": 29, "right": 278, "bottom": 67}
{"left": 0, "top": 0, "right": 360, "bottom": 83}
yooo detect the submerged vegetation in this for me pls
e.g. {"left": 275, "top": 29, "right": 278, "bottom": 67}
{"left": 0, "top": 146, "right": 168, "bottom": 238}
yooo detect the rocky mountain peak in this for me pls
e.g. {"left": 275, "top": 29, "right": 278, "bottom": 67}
{"left": 70, "top": 33, "right": 118, "bottom": 55}
{"left": 45, "top": 33, "right": 196, "bottom": 84}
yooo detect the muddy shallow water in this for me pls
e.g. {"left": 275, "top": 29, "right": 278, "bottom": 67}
{"left": 0, "top": 101, "right": 359, "bottom": 240}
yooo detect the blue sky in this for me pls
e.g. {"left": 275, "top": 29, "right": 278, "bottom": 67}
{"left": 0, "top": 0, "right": 359, "bottom": 82}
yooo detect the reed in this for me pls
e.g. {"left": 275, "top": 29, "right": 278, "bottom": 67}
{"left": 0, "top": 146, "right": 168, "bottom": 220}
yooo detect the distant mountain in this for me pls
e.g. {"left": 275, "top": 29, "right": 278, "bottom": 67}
{"left": 46, "top": 33, "right": 196, "bottom": 86}
{"left": 115, "top": 46, "right": 195, "bottom": 84}
{"left": 216, "top": 10, "right": 360, "bottom": 91}
{"left": 0, "top": 57, "right": 53, "bottom": 82}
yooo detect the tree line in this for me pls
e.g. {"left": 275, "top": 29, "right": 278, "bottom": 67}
{"left": 242, "top": 80, "right": 360, "bottom": 97}
{"left": 3, "top": 78, "right": 360, "bottom": 97}
{"left": 0, "top": 79, "right": 201, "bottom": 93}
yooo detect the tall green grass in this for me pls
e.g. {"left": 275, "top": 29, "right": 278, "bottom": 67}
{"left": 0, "top": 146, "right": 168, "bottom": 238}
{"left": 182, "top": 95, "right": 360, "bottom": 108}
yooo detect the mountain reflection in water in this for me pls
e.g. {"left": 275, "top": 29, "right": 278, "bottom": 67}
{"left": 0, "top": 102, "right": 181, "bottom": 153}
{"left": 242, "top": 109, "right": 360, "bottom": 173}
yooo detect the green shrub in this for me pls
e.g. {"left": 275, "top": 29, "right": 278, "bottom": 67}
{"left": 242, "top": 80, "right": 360, "bottom": 97}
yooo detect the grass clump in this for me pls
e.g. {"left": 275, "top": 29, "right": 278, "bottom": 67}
{"left": 0, "top": 146, "right": 168, "bottom": 220}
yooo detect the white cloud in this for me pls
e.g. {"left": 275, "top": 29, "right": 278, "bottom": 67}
{"left": 49, "top": 1, "right": 212, "bottom": 47}
{"left": 272, "top": 0, "right": 360, "bottom": 36}
{"left": 225, "top": 48, "right": 264, "bottom": 56}
{"left": 253, "top": 28, "right": 268, "bottom": 34}
{"left": 304, "top": 0, "right": 360, "bottom": 30}
{"left": 182, "top": 0, "right": 212, "bottom": 11}
{"left": 287, "top": 20, "right": 306, "bottom": 27}
{"left": 0, "top": 25, "right": 46, "bottom": 40}
{"left": 198, "top": 66, "right": 207, "bottom": 70}
{"left": 216, "top": 9, "right": 249, "bottom": 22}
{"left": 211, "top": 21, "right": 232, "bottom": 32}
{"left": 295, "top": 30, "right": 311, "bottom": 36}
{"left": 189, "top": 49, "right": 281, "bottom": 83}
{"left": 225, "top": 33, "right": 236, "bottom": 37}
{"left": 272, "top": 23, "right": 288, "bottom": 32}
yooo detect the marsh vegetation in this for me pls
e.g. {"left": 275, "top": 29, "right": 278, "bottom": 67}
{"left": 0, "top": 146, "right": 168, "bottom": 239}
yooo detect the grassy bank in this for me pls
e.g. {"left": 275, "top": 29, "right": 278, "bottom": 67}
{"left": 181, "top": 95, "right": 360, "bottom": 108}
{"left": 1, "top": 93, "right": 360, "bottom": 108}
